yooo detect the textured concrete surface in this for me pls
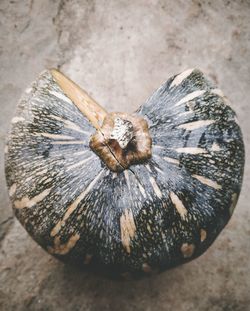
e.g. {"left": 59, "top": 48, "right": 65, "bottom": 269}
{"left": 0, "top": 1, "right": 250, "bottom": 310}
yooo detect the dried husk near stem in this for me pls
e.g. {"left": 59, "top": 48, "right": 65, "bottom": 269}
{"left": 5, "top": 68, "right": 244, "bottom": 278}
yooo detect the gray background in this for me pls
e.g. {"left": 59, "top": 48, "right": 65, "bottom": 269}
{"left": 0, "top": 1, "right": 249, "bottom": 310}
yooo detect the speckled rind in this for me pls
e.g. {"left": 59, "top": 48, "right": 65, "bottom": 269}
{"left": 5, "top": 69, "right": 245, "bottom": 278}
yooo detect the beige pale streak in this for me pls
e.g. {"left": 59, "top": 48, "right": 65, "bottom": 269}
{"left": 175, "top": 90, "right": 206, "bottom": 107}
{"left": 14, "top": 188, "right": 51, "bottom": 209}
{"left": 33, "top": 133, "right": 75, "bottom": 140}
{"left": 48, "top": 234, "right": 80, "bottom": 255}
{"left": 149, "top": 177, "right": 162, "bottom": 199}
{"left": 163, "top": 156, "right": 180, "bottom": 165}
{"left": 120, "top": 208, "right": 136, "bottom": 254}
{"left": 175, "top": 147, "right": 207, "bottom": 154}
{"left": 170, "top": 68, "right": 194, "bottom": 88}
{"left": 192, "top": 174, "right": 222, "bottom": 190}
{"left": 170, "top": 192, "right": 188, "bottom": 220}
{"left": 177, "top": 120, "right": 215, "bottom": 131}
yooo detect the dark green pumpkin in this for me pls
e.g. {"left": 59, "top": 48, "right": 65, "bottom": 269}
{"left": 5, "top": 68, "right": 245, "bottom": 278}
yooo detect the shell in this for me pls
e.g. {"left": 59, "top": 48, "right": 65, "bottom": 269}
{"left": 5, "top": 69, "right": 245, "bottom": 278}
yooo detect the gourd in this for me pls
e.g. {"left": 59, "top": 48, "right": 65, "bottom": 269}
{"left": 5, "top": 68, "right": 245, "bottom": 278}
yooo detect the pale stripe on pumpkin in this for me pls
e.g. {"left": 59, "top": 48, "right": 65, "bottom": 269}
{"left": 170, "top": 68, "right": 194, "bottom": 88}
{"left": 175, "top": 90, "right": 206, "bottom": 107}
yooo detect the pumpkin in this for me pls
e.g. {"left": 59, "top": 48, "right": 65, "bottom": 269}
{"left": 5, "top": 68, "right": 245, "bottom": 278}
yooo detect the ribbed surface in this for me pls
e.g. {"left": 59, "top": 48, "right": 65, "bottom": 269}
{"left": 5, "top": 69, "right": 244, "bottom": 277}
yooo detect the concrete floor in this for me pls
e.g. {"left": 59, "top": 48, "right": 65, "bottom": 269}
{"left": 0, "top": 1, "right": 250, "bottom": 310}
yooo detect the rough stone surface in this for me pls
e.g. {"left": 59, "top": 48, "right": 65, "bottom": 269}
{"left": 0, "top": 1, "right": 249, "bottom": 310}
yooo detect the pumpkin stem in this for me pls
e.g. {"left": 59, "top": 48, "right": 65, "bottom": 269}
{"left": 90, "top": 112, "right": 152, "bottom": 172}
{"left": 50, "top": 69, "right": 107, "bottom": 129}
{"left": 110, "top": 117, "right": 134, "bottom": 149}
{"left": 50, "top": 69, "right": 152, "bottom": 172}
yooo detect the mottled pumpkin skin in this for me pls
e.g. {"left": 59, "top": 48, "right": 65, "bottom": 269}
{"left": 5, "top": 69, "right": 244, "bottom": 278}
